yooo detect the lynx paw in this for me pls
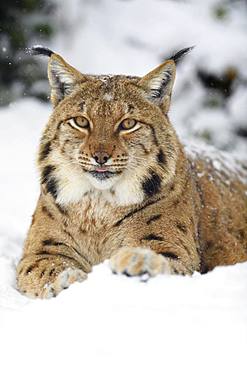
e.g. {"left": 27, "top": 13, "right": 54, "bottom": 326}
{"left": 109, "top": 247, "right": 171, "bottom": 279}
{"left": 42, "top": 268, "right": 87, "bottom": 299}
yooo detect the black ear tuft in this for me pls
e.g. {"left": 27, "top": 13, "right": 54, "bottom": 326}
{"left": 28, "top": 45, "right": 54, "bottom": 57}
{"left": 169, "top": 46, "right": 194, "bottom": 64}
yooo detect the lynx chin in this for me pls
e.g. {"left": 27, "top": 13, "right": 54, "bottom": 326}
{"left": 16, "top": 46, "right": 247, "bottom": 298}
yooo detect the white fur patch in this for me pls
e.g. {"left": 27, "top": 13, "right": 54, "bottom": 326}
{"left": 49, "top": 151, "right": 147, "bottom": 207}
{"left": 103, "top": 93, "right": 113, "bottom": 102}
{"left": 57, "top": 167, "right": 144, "bottom": 207}
{"left": 50, "top": 150, "right": 92, "bottom": 205}
{"left": 112, "top": 172, "right": 144, "bottom": 206}
{"left": 56, "top": 170, "right": 92, "bottom": 205}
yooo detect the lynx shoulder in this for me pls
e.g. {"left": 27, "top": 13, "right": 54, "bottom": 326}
{"left": 16, "top": 46, "right": 247, "bottom": 298}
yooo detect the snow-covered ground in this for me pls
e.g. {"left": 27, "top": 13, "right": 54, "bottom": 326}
{"left": 0, "top": 1, "right": 247, "bottom": 369}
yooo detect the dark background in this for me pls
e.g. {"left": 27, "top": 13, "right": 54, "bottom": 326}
{"left": 0, "top": 0, "right": 56, "bottom": 105}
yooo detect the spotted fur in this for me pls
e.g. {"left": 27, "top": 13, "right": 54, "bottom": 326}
{"left": 17, "top": 47, "right": 247, "bottom": 298}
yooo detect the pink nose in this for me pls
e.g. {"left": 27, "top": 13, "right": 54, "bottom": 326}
{"left": 92, "top": 151, "right": 110, "bottom": 165}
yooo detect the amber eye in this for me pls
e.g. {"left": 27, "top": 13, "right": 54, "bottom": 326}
{"left": 118, "top": 119, "right": 138, "bottom": 131}
{"left": 68, "top": 117, "right": 90, "bottom": 131}
{"left": 74, "top": 117, "right": 90, "bottom": 128}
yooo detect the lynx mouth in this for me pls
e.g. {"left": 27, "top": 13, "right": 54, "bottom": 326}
{"left": 89, "top": 170, "right": 121, "bottom": 180}
{"left": 82, "top": 165, "right": 123, "bottom": 181}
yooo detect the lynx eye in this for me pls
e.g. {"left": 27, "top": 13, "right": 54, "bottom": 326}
{"left": 118, "top": 119, "right": 138, "bottom": 131}
{"left": 67, "top": 117, "right": 90, "bottom": 131}
{"left": 75, "top": 117, "right": 90, "bottom": 128}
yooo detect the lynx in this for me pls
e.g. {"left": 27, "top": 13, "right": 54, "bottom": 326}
{"left": 16, "top": 46, "right": 247, "bottom": 298}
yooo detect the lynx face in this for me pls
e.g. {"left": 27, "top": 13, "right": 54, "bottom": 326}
{"left": 38, "top": 50, "right": 179, "bottom": 205}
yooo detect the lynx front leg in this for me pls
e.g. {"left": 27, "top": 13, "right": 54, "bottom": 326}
{"left": 17, "top": 254, "right": 87, "bottom": 299}
{"left": 109, "top": 246, "right": 196, "bottom": 278}
{"left": 110, "top": 247, "right": 170, "bottom": 277}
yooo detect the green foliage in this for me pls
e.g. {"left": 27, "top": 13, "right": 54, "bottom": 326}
{"left": 214, "top": 5, "right": 228, "bottom": 20}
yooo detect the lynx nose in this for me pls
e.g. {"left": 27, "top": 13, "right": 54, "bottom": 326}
{"left": 92, "top": 151, "right": 110, "bottom": 165}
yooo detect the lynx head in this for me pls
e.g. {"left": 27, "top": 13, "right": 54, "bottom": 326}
{"left": 34, "top": 46, "right": 191, "bottom": 206}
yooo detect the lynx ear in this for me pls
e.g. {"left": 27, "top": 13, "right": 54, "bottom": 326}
{"left": 138, "top": 60, "right": 176, "bottom": 113}
{"left": 31, "top": 46, "right": 87, "bottom": 106}
{"left": 138, "top": 46, "right": 194, "bottom": 112}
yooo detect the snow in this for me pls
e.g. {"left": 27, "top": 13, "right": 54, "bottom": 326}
{"left": 1, "top": 0, "right": 247, "bottom": 369}
{"left": 1, "top": 99, "right": 247, "bottom": 370}
{"left": 186, "top": 143, "right": 247, "bottom": 184}
{"left": 1, "top": 263, "right": 247, "bottom": 370}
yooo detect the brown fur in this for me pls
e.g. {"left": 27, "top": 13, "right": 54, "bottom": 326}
{"left": 16, "top": 49, "right": 247, "bottom": 298}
